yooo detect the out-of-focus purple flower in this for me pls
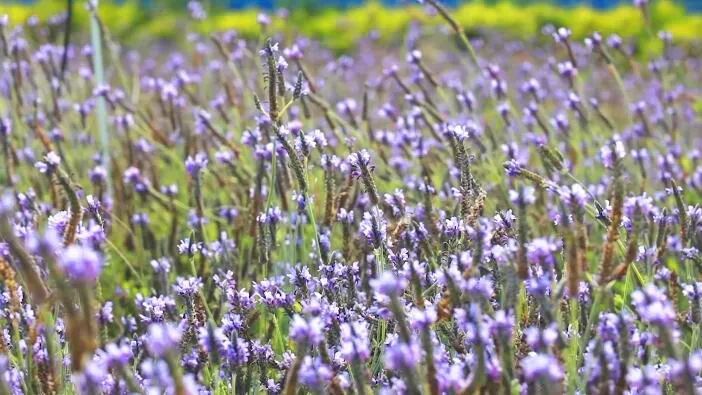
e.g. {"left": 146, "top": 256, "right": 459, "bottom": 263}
{"left": 283, "top": 44, "right": 303, "bottom": 60}
{"left": 525, "top": 324, "right": 559, "bottom": 350}
{"left": 89, "top": 165, "right": 107, "bottom": 185}
{"left": 596, "top": 313, "right": 622, "bottom": 342}
{"left": 526, "top": 237, "right": 562, "bottom": 267}
{"left": 257, "top": 12, "right": 271, "bottom": 27}
{"left": 187, "top": 1, "right": 206, "bottom": 20}
{"left": 299, "top": 356, "right": 333, "bottom": 390}
{"left": 359, "top": 207, "right": 386, "bottom": 249}
{"left": 384, "top": 341, "right": 420, "bottom": 372}
{"left": 384, "top": 189, "right": 406, "bottom": 217}
{"left": 150, "top": 257, "right": 172, "bottom": 274}
{"left": 490, "top": 310, "right": 515, "bottom": 338}
{"left": 600, "top": 137, "right": 626, "bottom": 169}
{"left": 504, "top": 159, "right": 523, "bottom": 177}
{"left": 371, "top": 271, "right": 407, "bottom": 298}
{"left": 145, "top": 323, "right": 182, "bottom": 358}
{"left": 185, "top": 152, "right": 208, "bottom": 176}
{"left": 98, "top": 301, "right": 114, "bottom": 325}
{"left": 409, "top": 307, "right": 437, "bottom": 330}
{"left": 520, "top": 353, "right": 564, "bottom": 382}
{"left": 509, "top": 187, "right": 536, "bottom": 206}
{"left": 552, "top": 27, "right": 571, "bottom": 42}
{"left": 559, "top": 184, "right": 588, "bottom": 208}
{"left": 198, "top": 325, "right": 229, "bottom": 358}
{"left": 339, "top": 321, "right": 371, "bottom": 362}
{"left": 631, "top": 284, "right": 677, "bottom": 328}
{"left": 623, "top": 194, "right": 657, "bottom": 219}
{"left": 626, "top": 365, "right": 662, "bottom": 393}
{"left": 289, "top": 315, "right": 324, "bottom": 346}
{"left": 98, "top": 342, "right": 133, "bottom": 369}
{"left": 34, "top": 151, "right": 61, "bottom": 174}
{"left": 48, "top": 211, "right": 71, "bottom": 236}
{"left": 0, "top": 117, "right": 11, "bottom": 137}
{"left": 132, "top": 212, "right": 149, "bottom": 226}
{"left": 668, "top": 351, "right": 702, "bottom": 385}
{"left": 59, "top": 245, "right": 103, "bottom": 283}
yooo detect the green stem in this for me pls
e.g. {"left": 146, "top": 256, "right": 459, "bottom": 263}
{"left": 89, "top": 0, "right": 112, "bottom": 198}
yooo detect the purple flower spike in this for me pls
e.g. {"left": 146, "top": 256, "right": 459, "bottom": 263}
{"left": 371, "top": 271, "right": 407, "bottom": 298}
{"left": 185, "top": 152, "right": 208, "bottom": 176}
{"left": 521, "top": 353, "right": 564, "bottom": 382}
{"left": 289, "top": 315, "right": 325, "bottom": 346}
{"left": 59, "top": 245, "right": 103, "bottom": 284}
{"left": 145, "top": 323, "right": 182, "bottom": 358}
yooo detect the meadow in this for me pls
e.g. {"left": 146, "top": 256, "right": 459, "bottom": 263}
{"left": 0, "top": 0, "right": 702, "bottom": 393}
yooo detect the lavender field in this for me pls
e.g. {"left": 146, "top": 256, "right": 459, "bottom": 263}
{"left": 1, "top": 0, "right": 702, "bottom": 394}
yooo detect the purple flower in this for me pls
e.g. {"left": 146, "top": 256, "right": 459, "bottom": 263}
{"left": 35, "top": 151, "right": 61, "bottom": 174}
{"left": 409, "top": 307, "right": 437, "bottom": 330}
{"left": 48, "top": 211, "right": 71, "bottom": 235}
{"left": 525, "top": 324, "right": 559, "bottom": 350}
{"left": 504, "top": 159, "right": 523, "bottom": 177}
{"left": 520, "top": 353, "right": 564, "bottom": 382}
{"left": 442, "top": 217, "right": 464, "bottom": 239}
{"left": 98, "top": 342, "right": 133, "bottom": 369}
{"left": 558, "top": 184, "right": 588, "bottom": 208}
{"left": 623, "top": 194, "right": 657, "bottom": 218}
{"left": 0, "top": 117, "right": 11, "bottom": 137}
{"left": 526, "top": 237, "right": 562, "bottom": 267}
{"left": 98, "top": 301, "right": 114, "bottom": 325}
{"left": 384, "top": 341, "right": 420, "bottom": 372}
{"left": 668, "top": 351, "right": 702, "bottom": 384}
{"left": 339, "top": 321, "right": 371, "bottom": 362}
{"left": 509, "top": 187, "right": 536, "bottom": 206}
{"left": 283, "top": 44, "right": 303, "bottom": 60}
{"left": 552, "top": 27, "right": 571, "bottom": 42}
{"left": 289, "top": 315, "right": 324, "bottom": 346}
{"left": 187, "top": 1, "right": 206, "bottom": 20}
{"left": 626, "top": 365, "right": 662, "bottom": 393}
{"left": 490, "top": 310, "right": 515, "bottom": 338}
{"left": 59, "top": 245, "right": 103, "bottom": 283}
{"left": 150, "top": 257, "right": 172, "bottom": 274}
{"left": 198, "top": 325, "right": 229, "bottom": 357}
{"left": 145, "top": 323, "right": 182, "bottom": 357}
{"left": 299, "top": 356, "right": 333, "bottom": 390}
{"left": 600, "top": 137, "right": 626, "bottom": 169}
{"left": 384, "top": 189, "right": 406, "bottom": 217}
{"left": 89, "top": 165, "right": 107, "bottom": 185}
{"left": 185, "top": 152, "right": 208, "bottom": 176}
{"left": 359, "top": 207, "right": 387, "bottom": 249}
{"left": 173, "top": 276, "right": 203, "bottom": 298}
{"left": 347, "top": 150, "right": 373, "bottom": 179}
{"left": 631, "top": 284, "right": 677, "bottom": 328}
{"left": 371, "top": 271, "right": 407, "bottom": 298}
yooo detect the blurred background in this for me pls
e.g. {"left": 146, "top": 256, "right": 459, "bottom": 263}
{"left": 7, "top": 0, "right": 702, "bottom": 11}
{"left": 4, "top": 0, "right": 701, "bottom": 54}
{"left": 219, "top": 0, "right": 700, "bottom": 12}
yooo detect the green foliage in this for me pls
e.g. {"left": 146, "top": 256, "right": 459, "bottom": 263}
{"left": 5, "top": 0, "right": 701, "bottom": 53}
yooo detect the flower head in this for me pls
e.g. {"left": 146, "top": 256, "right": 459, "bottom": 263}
{"left": 371, "top": 271, "right": 407, "bottom": 298}
{"left": 185, "top": 152, "right": 208, "bottom": 176}
{"left": 521, "top": 353, "right": 564, "bottom": 382}
{"left": 347, "top": 150, "right": 373, "bottom": 179}
{"left": 289, "top": 315, "right": 324, "bottom": 346}
{"left": 59, "top": 245, "right": 103, "bottom": 283}
{"left": 145, "top": 323, "right": 182, "bottom": 357}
